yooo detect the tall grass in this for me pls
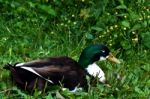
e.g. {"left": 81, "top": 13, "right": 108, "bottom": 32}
{"left": 0, "top": 0, "right": 149, "bottom": 98}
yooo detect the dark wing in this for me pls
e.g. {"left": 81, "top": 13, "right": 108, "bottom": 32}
{"left": 14, "top": 56, "right": 86, "bottom": 88}
{"left": 31, "top": 64, "right": 87, "bottom": 90}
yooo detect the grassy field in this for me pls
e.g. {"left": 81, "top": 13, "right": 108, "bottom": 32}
{"left": 0, "top": 0, "right": 150, "bottom": 98}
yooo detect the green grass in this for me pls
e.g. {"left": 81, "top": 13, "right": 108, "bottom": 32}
{"left": 0, "top": 0, "right": 150, "bottom": 98}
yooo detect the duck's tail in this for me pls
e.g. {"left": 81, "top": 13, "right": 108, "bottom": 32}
{"left": 3, "top": 62, "right": 21, "bottom": 70}
{"left": 3, "top": 63, "right": 14, "bottom": 70}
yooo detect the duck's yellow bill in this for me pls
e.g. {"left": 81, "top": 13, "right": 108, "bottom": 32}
{"left": 107, "top": 53, "right": 120, "bottom": 64}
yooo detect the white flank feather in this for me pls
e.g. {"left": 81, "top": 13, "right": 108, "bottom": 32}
{"left": 20, "top": 67, "right": 53, "bottom": 84}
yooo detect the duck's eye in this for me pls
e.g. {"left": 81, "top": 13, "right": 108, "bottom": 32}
{"left": 101, "top": 50, "right": 105, "bottom": 53}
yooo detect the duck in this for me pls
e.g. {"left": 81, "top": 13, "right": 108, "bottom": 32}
{"left": 4, "top": 44, "right": 120, "bottom": 92}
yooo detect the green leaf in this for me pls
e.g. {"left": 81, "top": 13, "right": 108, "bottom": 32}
{"left": 14, "top": 22, "right": 23, "bottom": 28}
{"left": 118, "top": 0, "right": 124, "bottom": 5}
{"left": 121, "top": 41, "right": 131, "bottom": 50}
{"left": 141, "top": 64, "right": 150, "bottom": 72}
{"left": 141, "top": 32, "right": 150, "bottom": 48}
{"left": 129, "top": 11, "right": 139, "bottom": 20}
{"left": 46, "top": 93, "right": 53, "bottom": 99}
{"left": 86, "top": 33, "right": 93, "bottom": 39}
{"left": 121, "top": 20, "right": 130, "bottom": 28}
{"left": 91, "top": 26, "right": 103, "bottom": 32}
{"left": 142, "top": 21, "right": 148, "bottom": 27}
{"left": 28, "top": 2, "right": 36, "bottom": 8}
{"left": 39, "top": 5, "right": 56, "bottom": 16}
{"left": 146, "top": 80, "right": 150, "bottom": 87}
{"left": 130, "top": 24, "right": 141, "bottom": 31}
{"left": 135, "top": 87, "right": 141, "bottom": 93}
{"left": 116, "top": 5, "right": 127, "bottom": 9}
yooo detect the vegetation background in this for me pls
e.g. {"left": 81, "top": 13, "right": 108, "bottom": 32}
{"left": 0, "top": 0, "right": 149, "bottom": 98}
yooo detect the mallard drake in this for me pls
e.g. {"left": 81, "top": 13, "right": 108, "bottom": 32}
{"left": 4, "top": 44, "right": 120, "bottom": 92}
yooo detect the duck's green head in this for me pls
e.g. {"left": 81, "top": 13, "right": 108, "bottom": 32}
{"left": 78, "top": 44, "right": 120, "bottom": 68}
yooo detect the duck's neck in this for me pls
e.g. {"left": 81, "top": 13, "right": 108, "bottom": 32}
{"left": 78, "top": 57, "right": 106, "bottom": 83}
{"left": 78, "top": 55, "right": 92, "bottom": 68}
{"left": 85, "top": 63, "right": 105, "bottom": 83}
